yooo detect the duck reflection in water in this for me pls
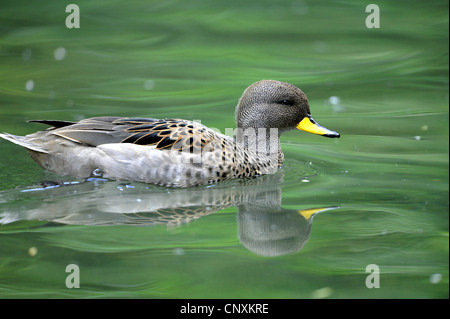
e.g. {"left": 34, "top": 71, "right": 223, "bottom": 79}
{"left": 0, "top": 171, "right": 338, "bottom": 257}
{"left": 238, "top": 192, "right": 337, "bottom": 257}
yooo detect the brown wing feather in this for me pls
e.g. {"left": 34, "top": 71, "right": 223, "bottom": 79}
{"left": 45, "top": 117, "right": 217, "bottom": 153}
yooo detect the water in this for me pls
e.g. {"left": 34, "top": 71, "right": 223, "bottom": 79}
{"left": 0, "top": 0, "right": 448, "bottom": 299}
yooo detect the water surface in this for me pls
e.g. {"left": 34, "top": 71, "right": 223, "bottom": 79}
{"left": 0, "top": 0, "right": 448, "bottom": 298}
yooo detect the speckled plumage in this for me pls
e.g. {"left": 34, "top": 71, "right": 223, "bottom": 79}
{"left": 0, "top": 80, "right": 339, "bottom": 187}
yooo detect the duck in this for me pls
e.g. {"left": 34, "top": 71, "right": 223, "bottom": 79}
{"left": 0, "top": 80, "right": 339, "bottom": 187}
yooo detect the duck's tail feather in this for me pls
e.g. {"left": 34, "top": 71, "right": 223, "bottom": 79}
{"left": 0, "top": 133, "right": 48, "bottom": 153}
{"left": 28, "top": 120, "right": 76, "bottom": 128}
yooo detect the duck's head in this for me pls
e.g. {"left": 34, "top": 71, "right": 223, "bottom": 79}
{"left": 235, "top": 80, "right": 340, "bottom": 138}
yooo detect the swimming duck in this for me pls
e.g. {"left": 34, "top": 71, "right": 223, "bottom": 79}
{"left": 0, "top": 80, "right": 339, "bottom": 187}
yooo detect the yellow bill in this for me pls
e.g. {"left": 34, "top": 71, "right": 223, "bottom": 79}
{"left": 298, "top": 206, "right": 340, "bottom": 221}
{"left": 297, "top": 115, "right": 340, "bottom": 138}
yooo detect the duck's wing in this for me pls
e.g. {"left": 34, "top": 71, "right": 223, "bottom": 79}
{"left": 37, "top": 117, "right": 217, "bottom": 152}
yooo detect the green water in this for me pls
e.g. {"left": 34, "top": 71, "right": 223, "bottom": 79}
{"left": 0, "top": 0, "right": 448, "bottom": 299}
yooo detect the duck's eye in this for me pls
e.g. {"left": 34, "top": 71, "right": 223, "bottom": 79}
{"left": 277, "top": 99, "right": 294, "bottom": 106}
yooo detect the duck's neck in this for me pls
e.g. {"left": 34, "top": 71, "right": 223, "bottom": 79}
{"left": 235, "top": 127, "right": 284, "bottom": 168}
